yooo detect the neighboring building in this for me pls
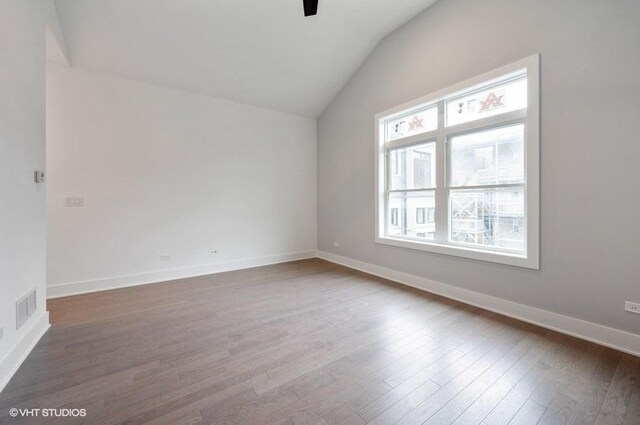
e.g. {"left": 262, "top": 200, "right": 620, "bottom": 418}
{"left": 388, "top": 125, "right": 525, "bottom": 251}
{"left": 388, "top": 143, "right": 437, "bottom": 240}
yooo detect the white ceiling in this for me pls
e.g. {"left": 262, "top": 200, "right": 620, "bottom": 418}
{"left": 54, "top": 0, "right": 439, "bottom": 117}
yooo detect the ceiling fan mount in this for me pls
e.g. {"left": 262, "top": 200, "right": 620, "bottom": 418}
{"left": 303, "top": 0, "right": 318, "bottom": 17}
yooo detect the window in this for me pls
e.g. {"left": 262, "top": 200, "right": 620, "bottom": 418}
{"left": 375, "top": 55, "right": 539, "bottom": 269}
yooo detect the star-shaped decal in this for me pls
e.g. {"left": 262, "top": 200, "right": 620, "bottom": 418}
{"left": 408, "top": 116, "right": 423, "bottom": 130}
{"left": 479, "top": 92, "right": 505, "bottom": 112}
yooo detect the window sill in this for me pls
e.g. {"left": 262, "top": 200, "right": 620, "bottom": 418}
{"left": 375, "top": 235, "right": 539, "bottom": 269}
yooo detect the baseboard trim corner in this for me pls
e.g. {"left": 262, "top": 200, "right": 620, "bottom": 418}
{"left": 47, "top": 250, "right": 317, "bottom": 299}
{"left": 0, "top": 311, "right": 50, "bottom": 393}
{"left": 317, "top": 250, "right": 640, "bottom": 357}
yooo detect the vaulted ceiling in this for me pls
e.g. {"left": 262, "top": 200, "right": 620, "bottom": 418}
{"left": 53, "top": 0, "right": 439, "bottom": 117}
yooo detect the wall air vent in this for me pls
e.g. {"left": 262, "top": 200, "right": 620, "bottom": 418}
{"left": 16, "top": 288, "right": 37, "bottom": 330}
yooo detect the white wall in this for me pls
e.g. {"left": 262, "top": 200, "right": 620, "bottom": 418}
{"left": 318, "top": 0, "right": 640, "bottom": 336}
{"left": 0, "top": 1, "right": 50, "bottom": 391}
{"left": 47, "top": 65, "right": 317, "bottom": 296}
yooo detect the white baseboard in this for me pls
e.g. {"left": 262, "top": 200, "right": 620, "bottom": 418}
{"left": 317, "top": 251, "right": 640, "bottom": 357}
{"left": 47, "top": 250, "right": 317, "bottom": 299}
{"left": 0, "top": 311, "right": 50, "bottom": 393}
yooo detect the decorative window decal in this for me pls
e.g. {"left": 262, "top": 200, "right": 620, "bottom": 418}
{"left": 386, "top": 106, "right": 437, "bottom": 141}
{"left": 479, "top": 91, "right": 505, "bottom": 112}
{"left": 408, "top": 115, "right": 424, "bottom": 130}
{"left": 446, "top": 76, "right": 526, "bottom": 127}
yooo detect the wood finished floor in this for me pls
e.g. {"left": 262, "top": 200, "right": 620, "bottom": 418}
{"left": 1, "top": 259, "right": 639, "bottom": 425}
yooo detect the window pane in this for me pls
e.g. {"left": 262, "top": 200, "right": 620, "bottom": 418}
{"left": 450, "top": 187, "right": 525, "bottom": 251}
{"left": 446, "top": 77, "right": 526, "bottom": 127}
{"left": 450, "top": 125, "right": 524, "bottom": 187}
{"left": 388, "top": 191, "right": 436, "bottom": 240}
{"left": 389, "top": 143, "right": 436, "bottom": 190}
{"left": 386, "top": 106, "right": 437, "bottom": 141}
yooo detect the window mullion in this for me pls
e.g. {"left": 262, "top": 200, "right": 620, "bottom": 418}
{"left": 384, "top": 149, "right": 391, "bottom": 237}
{"left": 435, "top": 101, "right": 447, "bottom": 244}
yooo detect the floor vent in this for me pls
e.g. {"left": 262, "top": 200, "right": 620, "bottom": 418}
{"left": 16, "top": 289, "right": 37, "bottom": 330}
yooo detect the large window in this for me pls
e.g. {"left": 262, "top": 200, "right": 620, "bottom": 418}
{"left": 375, "top": 56, "right": 539, "bottom": 268}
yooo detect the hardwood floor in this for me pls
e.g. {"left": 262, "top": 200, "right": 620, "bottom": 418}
{"left": 1, "top": 258, "right": 638, "bottom": 424}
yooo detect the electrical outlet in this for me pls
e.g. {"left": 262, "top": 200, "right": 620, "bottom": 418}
{"left": 334, "top": 242, "right": 340, "bottom": 247}
{"left": 64, "top": 196, "right": 83, "bottom": 207}
{"left": 625, "top": 301, "right": 640, "bottom": 315}
{"left": 160, "top": 255, "right": 171, "bottom": 261}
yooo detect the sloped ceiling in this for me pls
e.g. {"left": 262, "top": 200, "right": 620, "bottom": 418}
{"left": 54, "top": 0, "right": 439, "bottom": 117}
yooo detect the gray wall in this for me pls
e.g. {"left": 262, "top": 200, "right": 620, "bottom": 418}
{"left": 318, "top": 0, "right": 640, "bottom": 335}
{"left": 0, "top": 0, "right": 47, "bottom": 378}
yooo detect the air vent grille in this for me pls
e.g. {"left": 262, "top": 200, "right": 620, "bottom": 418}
{"left": 16, "top": 289, "right": 37, "bottom": 329}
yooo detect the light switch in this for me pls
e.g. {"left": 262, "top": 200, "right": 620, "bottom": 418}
{"left": 34, "top": 170, "right": 45, "bottom": 183}
{"left": 64, "top": 196, "right": 84, "bottom": 207}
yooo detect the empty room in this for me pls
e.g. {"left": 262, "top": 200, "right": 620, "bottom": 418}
{"left": 1, "top": 0, "right": 639, "bottom": 424}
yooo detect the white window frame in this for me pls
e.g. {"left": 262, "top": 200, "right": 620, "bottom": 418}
{"left": 375, "top": 55, "right": 539, "bottom": 269}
